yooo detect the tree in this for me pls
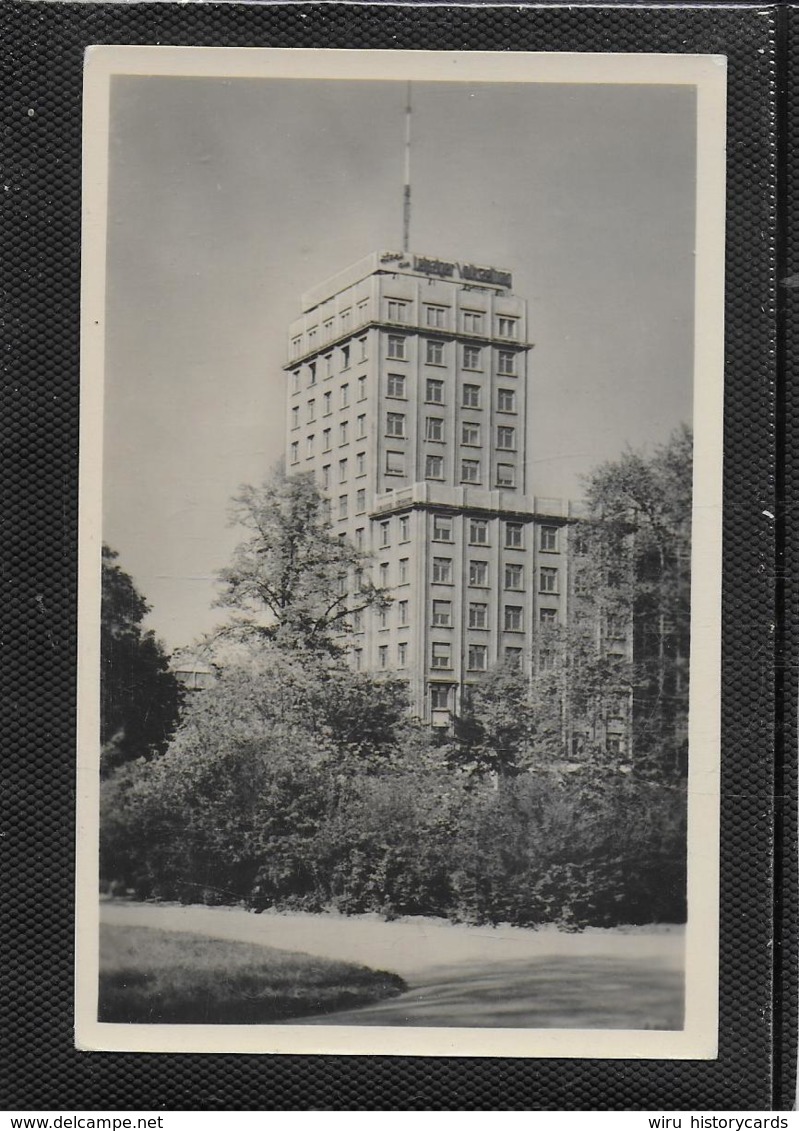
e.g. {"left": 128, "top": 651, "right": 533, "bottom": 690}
{"left": 101, "top": 545, "right": 183, "bottom": 778}
{"left": 571, "top": 425, "right": 693, "bottom": 775}
{"left": 447, "top": 661, "right": 539, "bottom": 778}
{"left": 215, "top": 466, "right": 388, "bottom": 656}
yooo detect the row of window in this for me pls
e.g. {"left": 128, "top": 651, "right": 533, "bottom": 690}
{"left": 290, "top": 303, "right": 371, "bottom": 358}
{"left": 365, "top": 516, "right": 559, "bottom": 552}
{"left": 354, "top": 642, "right": 527, "bottom": 674}
{"left": 387, "top": 373, "right": 516, "bottom": 411}
{"left": 292, "top": 402, "right": 368, "bottom": 428}
{"left": 386, "top": 336, "right": 518, "bottom": 374}
{"left": 385, "top": 301, "right": 519, "bottom": 339}
{"left": 354, "top": 597, "right": 558, "bottom": 631}
{"left": 429, "top": 558, "right": 558, "bottom": 592}
{"left": 384, "top": 413, "right": 517, "bottom": 450}
{"left": 290, "top": 338, "right": 369, "bottom": 384}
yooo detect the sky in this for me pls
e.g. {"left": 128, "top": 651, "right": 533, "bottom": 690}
{"left": 102, "top": 74, "right": 697, "bottom": 651}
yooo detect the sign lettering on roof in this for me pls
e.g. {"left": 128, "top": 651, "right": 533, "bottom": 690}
{"left": 379, "top": 251, "right": 512, "bottom": 289}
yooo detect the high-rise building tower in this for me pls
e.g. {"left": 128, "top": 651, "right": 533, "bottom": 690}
{"left": 284, "top": 250, "right": 575, "bottom": 724}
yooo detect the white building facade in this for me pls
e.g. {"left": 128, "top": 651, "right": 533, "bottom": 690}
{"left": 284, "top": 250, "right": 584, "bottom": 724}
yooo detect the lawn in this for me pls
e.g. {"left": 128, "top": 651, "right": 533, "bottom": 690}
{"left": 99, "top": 923, "right": 407, "bottom": 1024}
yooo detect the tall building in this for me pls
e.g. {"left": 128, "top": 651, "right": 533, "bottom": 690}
{"left": 284, "top": 249, "right": 582, "bottom": 725}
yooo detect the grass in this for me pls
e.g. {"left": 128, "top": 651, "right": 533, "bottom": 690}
{"left": 99, "top": 923, "right": 407, "bottom": 1024}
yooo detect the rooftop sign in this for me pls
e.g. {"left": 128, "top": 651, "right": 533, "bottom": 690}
{"left": 379, "top": 251, "right": 512, "bottom": 289}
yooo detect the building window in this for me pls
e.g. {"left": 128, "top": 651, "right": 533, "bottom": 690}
{"left": 387, "top": 299, "right": 409, "bottom": 322}
{"left": 308, "top": 328, "right": 318, "bottom": 350}
{"left": 340, "top": 384, "right": 350, "bottom": 409}
{"left": 338, "top": 495, "right": 348, "bottom": 520}
{"left": 504, "top": 605, "right": 523, "bottom": 632}
{"left": 399, "top": 515, "right": 410, "bottom": 541}
{"left": 355, "top": 527, "right": 364, "bottom": 550}
{"left": 461, "top": 422, "right": 481, "bottom": 446}
{"left": 505, "top": 563, "right": 524, "bottom": 589}
{"left": 425, "top": 305, "right": 447, "bottom": 328}
{"left": 340, "top": 344, "right": 350, "bottom": 370}
{"left": 398, "top": 642, "right": 408, "bottom": 667}
{"left": 357, "top": 415, "right": 366, "bottom": 439}
{"left": 498, "top": 350, "right": 516, "bottom": 375}
{"left": 497, "top": 464, "right": 516, "bottom": 488}
{"left": 291, "top": 336, "right": 302, "bottom": 358}
{"left": 539, "top": 567, "right": 559, "bottom": 594}
{"left": 378, "top": 645, "right": 389, "bottom": 669}
{"left": 398, "top": 600, "right": 409, "bottom": 627}
{"left": 469, "top": 519, "right": 489, "bottom": 545}
{"left": 426, "top": 339, "right": 445, "bottom": 365}
{"left": 353, "top": 648, "right": 363, "bottom": 671}
{"left": 426, "top": 379, "right": 444, "bottom": 404}
{"left": 540, "top": 525, "right": 559, "bottom": 552}
{"left": 469, "top": 602, "right": 487, "bottom": 629}
{"left": 321, "top": 464, "right": 331, "bottom": 489}
{"left": 387, "top": 373, "right": 406, "bottom": 398}
{"left": 339, "top": 421, "right": 349, "bottom": 445}
{"left": 399, "top": 557, "right": 409, "bottom": 584}
{"left": 291, "top": 370, "right": 300, "bottom": 394}
{"left": 462, "top": 311, "right": 483, "bottom": 334}
{"left": 322, "top": 319, "right": 334, "bottom": 341}
{"left": 356, "top": 452, "right": 366, "bottom": 476}
{"left": 379, "top": 520, "right": 390, "bottom": 548}
{"left": 387, "top": 412, "right": 406, "bottom": 438}
{"left": 339, "top": 458, "right": 348, "bottom": 483}
{"left": 432, "top": 600, "right": 452, "bottom": 627}
{"left": 469, "top": 560, "right": 488, "bottom": 587}
{"left": 352, "top": 608, "right": 363, "bottom": 632}
{"left": 426, "top": 454, "right": 444, "bottom": 480}
{"left": 379, "top": 561, "right": 389, "bottom": 586}
{"left": 323, "top": 391, "right": 332, "bottom": 416}
{"left": 306, "top": 399, "right": 316, "bottom": 423}
{"left": 306, "top": 435, "right": 314, "bottom": 458}
{"left": 497, "top": 425, "right": 516, "bottom": 450}
{"left": 291, "top": 405, "right": 300, "bottom": 429}
{"left": 505, "top": 647, "right": 523, "bottom": 669}
{"left": 357, "top": 299, "right": 369, "bottom": 322}
{"left": 505, "top": 522, "right": 523, "bottom": 549}
{"left": 377, "top": 607, "right": 388, "bottom": 629}
{"left": 432, "top": 557, "right": 452, "bottom": 584}
{"left": 462, "top": 383, "right": 481, "bottom": 408}
{"left": 387, "top": 335, "right": 406, "bottom": 359}
{"left": 290, "top": 441, "right": 299, "bottom": 464}
{"left": 468, "top": 644, "right": 488, "bottom": 672}
{"left": 461, "top": 459, "right": 480, "bottom": 484}
{"left": 431, "top": 642, "right": 452, "bottom": 670}
{"left": 323, "top": 428, "right": 332, "bottom": 452}
{"left": 357, "top": 375, "right": 367, "bottom": 401}
{"left": 356, "top": 488, "right": 366, "bottom": 513}
{"left": 432, "top": 514, "right": 453, "bottom": 542}
{"left": 324, "top": 355, "right": 333, "bottom": 379}
{"left": 497, "top": 316, "right": 518, "bottom": 339}
{"left": 308, "top": 361, "right": 317, "bottom": 385}
{"left": 430, "top": 683, "right": 451, "bottom": 709}
{"left": 386, "top": 450, "right": 405, "bottom": 476}
{"left": 540, "top": 608, "right": 558, "bottom": 626}
{"left": 340, "top": 309, "right": 351, "bottom": 331}
{"left": 463, "top": 345, "right": 482, "bottom": 370}
{"left": 426, "top": 417, "right": 444, "bottom": 442}
{"left": 498, "top": 388, "right": 516, "bottom": 413}
{"left": 359, "top": 337, "right": 368, "bottom": 362}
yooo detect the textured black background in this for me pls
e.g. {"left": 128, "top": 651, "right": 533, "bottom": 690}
{"left": 2, "top": 1, "right": 787, "bottom": 1110}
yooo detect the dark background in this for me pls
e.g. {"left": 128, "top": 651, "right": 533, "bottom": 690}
{"left": 3, "top": 1, "right": 791, "bottom": 1110}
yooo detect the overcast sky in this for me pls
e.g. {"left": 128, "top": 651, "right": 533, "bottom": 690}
{"left": 102, "top": 74, "right": 696, "bottom": 651}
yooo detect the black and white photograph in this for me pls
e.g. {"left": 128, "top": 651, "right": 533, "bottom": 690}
{"left": 76, "top": 47, "right": 726, "bottom": 1058}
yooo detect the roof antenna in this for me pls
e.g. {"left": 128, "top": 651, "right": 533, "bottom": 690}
{"left": 402, "top": 82, "right": 412, "bottom": 254}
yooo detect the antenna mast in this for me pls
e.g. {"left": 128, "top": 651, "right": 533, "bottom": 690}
{"left": 402, "top": 82, "right": 412, "bottom": 254}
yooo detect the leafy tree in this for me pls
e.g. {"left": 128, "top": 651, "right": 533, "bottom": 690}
{"left": 447, "top": 662, "right": 539, "bottom": 778}
{"left": 101, "top": 545, "right": 183, "bottom": 778}
{"left": 571, "top": 425, "right": 692, "bottom": 775}
{"left": 215, "top": 465, "right": 389, "bottom": 655}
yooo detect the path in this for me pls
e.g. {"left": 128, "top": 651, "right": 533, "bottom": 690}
{"left": 100, "top": 901, "right": 685, "bottom": 1029}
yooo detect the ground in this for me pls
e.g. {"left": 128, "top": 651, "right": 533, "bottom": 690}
{"left": 100, "top": 900, "right": 685, "bottom": 1030}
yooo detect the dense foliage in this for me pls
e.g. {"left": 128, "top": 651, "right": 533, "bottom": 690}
{"left": 101, "top": 545, "right": 183, "bottom": 778}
